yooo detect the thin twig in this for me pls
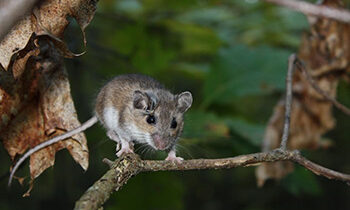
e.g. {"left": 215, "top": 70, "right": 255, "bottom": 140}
{"left": 292, "top": 154, "right": 350, "bottom": 183}
{"left": 295, "top": 60, "right": 350, "bottom": 116}
{"left": 280, "top": 54, "right": 296, "bottom": 150}
{"left": 102, "top": 158, "right": 114, "bottom": 168}
{"left": 264, "top": 0, "right": 350, "bottom": 24}
{"left": 141, "top": 149, "right": 295, "bottom": 171}
{"left": 74, "top": 150, "right": 350, "bottom": 210}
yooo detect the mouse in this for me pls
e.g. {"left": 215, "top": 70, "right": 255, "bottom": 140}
{"left": 8, "top": 74, "right": 193, "bottom": 186}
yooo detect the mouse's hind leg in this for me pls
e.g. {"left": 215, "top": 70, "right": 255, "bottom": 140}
{"left": 116, "top": 138, "right": 134, "bottom": 157}
{"left": 107, "top": 130, "right": 134, "bottom": 156}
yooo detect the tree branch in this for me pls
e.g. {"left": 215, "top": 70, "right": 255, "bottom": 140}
{"left": 280, "top": 54, "right": 296, "bottom": 150}
{"left": 75, "top": 154, "right": 142, "bottom": 210}
{"left": 295, "top": 60, "right": 350, "bottom": 116}
{"left": 292, "top": 154, "right": 350, "bottom": 182}
{"left": 74, "top": 150, "right": 350, "bottom": 210}
{"left": 264, "top": 0, "right": 350, "bottom": 24}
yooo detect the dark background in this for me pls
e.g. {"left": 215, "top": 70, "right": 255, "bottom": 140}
{"left": 1, "top": 0, "right": 350, "bottom": 209}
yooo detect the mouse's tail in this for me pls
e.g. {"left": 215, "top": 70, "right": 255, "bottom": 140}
{"left": 8, "top": 116, "right": 98, "bottom": 187}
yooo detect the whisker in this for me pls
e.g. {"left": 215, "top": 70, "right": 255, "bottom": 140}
{"left": 144, "top": 146, "right": 156, "bottom": 159}
{"left": 136, "top": 143, "right": 148, "bottom": 154}
{"left": 176, "top": 144, "right": 193, "bottom": 159}
{"left": 187, "top": 144, "right": 211, "bottom": 158}
{"left": 141, "top": 145, "right": 151, "bottom": 157}
{"left": 142, "top": 146, "right": 149, "bottom": 158}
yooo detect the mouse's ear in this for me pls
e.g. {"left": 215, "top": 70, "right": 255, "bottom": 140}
{"left": 176, "top": 91, "right": 193, "bottom": 113}
{"left": 133, "top": 90, "right": 148, "bottom": 110}
{"left": 133, "top": 90, "right": 158, "bottom": 111}
{"left": 147, "top": 92, "right": 158, "bottom": 111}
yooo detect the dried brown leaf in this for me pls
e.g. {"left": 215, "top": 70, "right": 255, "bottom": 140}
{"left": 1, "top": 49, "right": 89, "bottom": 186}
{"left": 12, "top": 36, "right": 40, "bottom": 78}
{"left": 256, "top": 0, "right": 350, "bottom": 186}
{"left": 0, "top": 17, "right": 33, "bottom": 70}
{"left": 38, "top": 62, "right": 89, "bottom": 177}
{"left": 71, "top": 0, "right": 98, "bottom": 45}
{"left": 0, "top": 0, "right": 97, "bottom": 189}
{"left": 0, "top": 0, "right": 97, "bottom": 71}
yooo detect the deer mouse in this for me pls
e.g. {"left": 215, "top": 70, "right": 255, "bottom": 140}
{"left": 8, "top": 74, "right": 193, "bottom": 186}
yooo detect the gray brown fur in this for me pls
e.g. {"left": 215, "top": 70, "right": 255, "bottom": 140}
{"left": 95, "top": 74, "right": 192, "bottom": 152}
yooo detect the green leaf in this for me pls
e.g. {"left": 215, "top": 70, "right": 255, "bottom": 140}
{"left": 163, "top": 20, "right": 222, "bottom": 55}
{"left": 202, "top": 45, "right": 291, "bottom": 108}
{"left": 176, "top": 6, "right": 234, "bottom": 24}
{"left": 226, "top": 118, "right": 264, "bottom": 146}
{"left": 282, "top": 166, "right": 322, "bottom": 196}
{"left": 114, "top": 0, "right": 143, "bottom": 15}
{"left": 183, "top": 110, "right": 229, "bottom": 139}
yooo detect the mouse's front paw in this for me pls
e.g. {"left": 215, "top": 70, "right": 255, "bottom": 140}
{"left": 116, "top": 147, "right": 134, "bottom": 157}
{"left": 165, "top": 155, "right": 184, "bottom": 164}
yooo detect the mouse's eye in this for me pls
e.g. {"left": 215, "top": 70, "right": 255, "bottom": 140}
{"left": 170, "top": 118, "right": 177, "bottom": 129}
{"left": 146, "top": 115, "right": 156, "bottom": 124}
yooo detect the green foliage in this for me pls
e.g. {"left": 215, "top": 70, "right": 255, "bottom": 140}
{"left": 226, "top": 117, "right": 265, "bottom": 147}
{"left": 183, "top": 110, "right": 227, "bottom": 139}
{"left": 106, "top": 172, "right": 184, "bottom": 210}
{"left": 3, "top": 0, "right": 350, "bottom": 210}
{"left": 164, "top": 20, "right": 222, "bottom": 56}
{"left": 202, "top": 45, "right": 291, "bottom": 108}
{"left": 282, "top": 166, "right": 322, "bottom": 196}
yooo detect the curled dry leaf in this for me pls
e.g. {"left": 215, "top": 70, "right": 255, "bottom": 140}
{"left": 256, "top": 0, "right": 350, "bottom": 187}
{"left": 1, "top": 45, "right": 89, "bottom": 191}
{"left": 0, "top": 16, "right": 33, "bottom": 71}
{"left": 0, "top": 0, "right": 98, "bottom": 74}
{"left": 0, "top": 0, "right": 97, "bottom": 191}
{"left": 38, "top": 57, "right": 89, "bottom": 179}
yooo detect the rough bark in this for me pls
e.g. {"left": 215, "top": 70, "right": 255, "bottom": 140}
{"left": 75, "top": 150, "right": 350, "bottom": 210}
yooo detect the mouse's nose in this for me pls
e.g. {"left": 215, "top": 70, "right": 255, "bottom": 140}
{"left": 151, "top": 133, "right": 168, "bottom": 150}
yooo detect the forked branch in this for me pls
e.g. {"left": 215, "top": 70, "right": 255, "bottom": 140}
{"left": 74, "top": 149, "right": 350, "bottom": 210}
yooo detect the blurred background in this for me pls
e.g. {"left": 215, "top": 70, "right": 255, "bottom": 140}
{"left": 1, "top": 0, "right": 350, "bottom": 209}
